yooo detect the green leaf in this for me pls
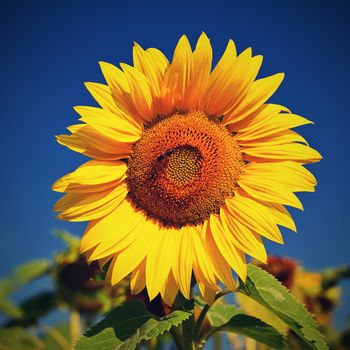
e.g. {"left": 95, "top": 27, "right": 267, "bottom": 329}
{"left": 75, "top": 300, "right": 192, "bottom": 350}
{"left": 0, "top": 298, "right": 22, "bottom": 318}
{"left": 321, "top": 266, "right": 350, "bottom": 289}
{"left": 6, "top": 292, "right": 58, "bottom": 327}
{"left": 54, "top": 230, "right": 80, "bottom": 249}
{"left": 238, "top": 264, "right": 328, "bottom": 350}
{"left": 0, "top": 327, "right": 44, "bottom": 350}
{"left": 43, "top": 323, "right": 71, "bottom": 350}
{"left": 0, "top": 259, "right": 51, "bottom": 297}
{"left": 214, "top": 314, "right": 286, "bottom": 349}
{"left": 206, "top": 303, "right": 241, "bottom": 327}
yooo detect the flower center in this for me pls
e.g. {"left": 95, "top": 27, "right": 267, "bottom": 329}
{"left": 126, "top": 111, "right": 244, "bottom": 227}
{"left": 164, "top": 146, "right": 202, "bottom": 186}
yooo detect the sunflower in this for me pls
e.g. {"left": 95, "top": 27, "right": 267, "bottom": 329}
{"left": 52, "top": 33, "right": 321, "bottom": 305}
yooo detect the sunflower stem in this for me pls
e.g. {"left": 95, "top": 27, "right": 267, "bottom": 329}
{"left": 193, "top": 289, "right": 232, "bottom": 342}
{"left": 182, "top": 314, "right": 196, "bottom": 350}
{"left": 69, "top": 309, "right": 81, "bottom": 347}
{"left": 170, "top": 326, "right": 185, "bottom": 350}
{"left": 193, "top": 304, "right": 210, "bottom": 341}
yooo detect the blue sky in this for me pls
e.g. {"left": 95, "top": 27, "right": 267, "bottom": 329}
{"left": 0, "top": 0, "right": 349, "bottom": 329}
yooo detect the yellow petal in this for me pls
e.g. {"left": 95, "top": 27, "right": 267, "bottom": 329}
{"left": 146, "top": 226, "right": 176, "bottom": 300}
{"left": 52, "top": 160, "right": 127, "bottom": 193}
{"left": 224, "top": 54, "right": 263, "bottom": 114}
{"left": 204, "top": 222, "right": 237, "bottom": 288}
{"left": 228, "top": 103, "right": 290, "bottom": 132}
{"left": 198, "top": 282, "right": 217, "bottom": 305}
{"left": 192, "top": 226, "right": 217, "bottom": 288}
{"left": 186, "top": 32, "right": 212, "bottom": 110}
{"left": 130, "top": 259, "right": 146, "bottom": 295}
{"left": 262, "top": 202, "right": 297, "bottom": 232}
{"left": 68, "top": 124, "right": 133, "bottom": 155}
{"left": 224, "top": 73, "right": 285, "bottom": 125}
{"left": 55, "top": 182, "right": 128, "bottom": 222}
{"left": 242, "top": 161, "right": 317, "bottom": 192}
{"left": 160, "top": 271, "right": 178, "bottom": 306}
{"left": 225, "top": 192, "right": 284, "bottom": 244}
{"left": 220, "top": 206, "right": 267, "bottom": 262}
{"left": 160, "top": 35, "right": 193, "bottom": 113}
{"left": 80, "top": 198, "right": 140, "bottom": 253}
{"left": 238, "top": 174, "right": 303, "bottom": 210}
{"left": 205, "top": 39, "right": 236, "bottom": 84}
{"left": 146, "top": 48, "right": 169, "bottom": 77}
{"left": 133, "top": 43, "right": 163, "bottom": 97}
{"left": 56, "top": 133, "right": 121, "bottom": 160}
{"left": 209, "top": 214, "right": 247, "bottom": 281}
{"left": 171, "top": 225, "right": 194, "bottom": 299}
{"left": 236, "top": 113, "right": 312, "bottom": 141}
{"left": 238, "top": 130, "right": 308, "bottom": 147}
{"left": 120, "top": 63, "right": 155, "bottom": 121}
{"left": 84, "top": 82, "right": 120, "bottom": 115}
{"left": 100, "top": 61, "right": 130, "bottom": 92}
{"left": 110, "top": 217, "right": 157, "bottom": 285}
{"left": 243, "top": 143, "right": 322, "bottom": 163}
{"left": 204, "top": 48, "right": 253, "bottom": 116}
{"left": 99, "top": 62, "right": 143, "bottom": 121}
{"left": 74, "top": 105, "right": 142, "bottom": 134}
{"left": 87, "top": 209, "right": 147, "bottom": 260}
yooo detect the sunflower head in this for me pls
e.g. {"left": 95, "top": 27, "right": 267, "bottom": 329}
{"left": 53, "top": 33, "right": 321, "bottom": 305}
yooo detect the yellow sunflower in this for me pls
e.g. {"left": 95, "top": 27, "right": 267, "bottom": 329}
{"left": 52, "top": 33, "right": 321, "bottom": 305}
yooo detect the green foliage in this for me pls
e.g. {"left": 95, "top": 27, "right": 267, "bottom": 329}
{"left": 206, "top": 303, "right": 241, "bottom": 327}
{"left": 238, "top": 264, "right": 329, "bottom": 350}
{"left": 0, "top": 327, "right": 43, "bottom": 350}
{"left": 75, "top": 300, "right": 192, "bottom": 350}
{"left": 0, "top": 299, "right": 22, "bottom": 318}
{"left": 0, "top": 259, "right": 51, "bottom": 320}
{"left": 214, "top": 314, "right": 286, "bottom": 349}
{"left": 321, "top": 266, "right": 350, "bottom": 289}
{"left": 0, "top": 259, "right": 51, "bottom": 297}
{"left": 205, "top": 302, "right": 286, "bottom": 348}
{"left": 55, "top": 230, "right": 80, "bottom": 250}
{"left": 6, "top": 292, "right": 58, "bottom": 327}
{"left": 43, "top": 323, "right": 71, "bottom": 350}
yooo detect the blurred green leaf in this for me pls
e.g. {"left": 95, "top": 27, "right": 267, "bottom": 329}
{"left": 238, "top": 264, "right": 328, "bottom": 350}
{"left": 321, "top": 266, "right": 350, "bottom": 289}
{"left": 210, "top": 313, "right": 286, "bottom": 349}
{"left": 75, "top": 300, "right": 192, "bottom": 350}
{"left": 0, "top": 298, "right": 22, "bottom": 318}
{"left": 43, "top": 323, "right": 71, "bottom": 350}
{"left": 0, "top": 327, "right": 43, "bottom": 350}
{"left": 54, "top": 230, "right": 80, "bottom": 249}
{"left": 206, "top": 303, "right": 241, "bottom": 327}
{"left": 0, "top": 259, "right": 51, "bottom": 297}
{"left": 6, "top": 291, "right": 58, "bottom": 327}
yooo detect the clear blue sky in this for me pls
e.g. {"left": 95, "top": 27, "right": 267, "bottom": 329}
{"left": 0, "top": 0, "right": 349, "bottom": 329}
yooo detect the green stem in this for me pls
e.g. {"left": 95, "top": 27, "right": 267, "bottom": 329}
{"left": 193, "top": 304, "right": 210, "bottom": 341}
{"left": 170, "top": 326, "right": 184, "bottom": 350}
{"left": 213, "top": 333, "right": 222, "bottom": 350}
{"left": 42, "top": 325, "right": 72, "bottom": 350}
{"left": 182, "top": 315, "right": 196, "bottom": 350}
{"left": 193, "top": 290, "right": 232, "bottom": 342}
{"left": 69, "top": 309, "right": 81, "bottom": 346}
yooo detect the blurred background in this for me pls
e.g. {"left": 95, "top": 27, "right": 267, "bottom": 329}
{"left": 0, "top": 0, "right": 349, "bottom": 349}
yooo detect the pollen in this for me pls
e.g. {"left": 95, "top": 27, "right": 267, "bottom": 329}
{"left": 165, "top": 146, "right": 202, "bottom": 186}
{"left": 126, "top": 111, "right": 244, "bottom": 227}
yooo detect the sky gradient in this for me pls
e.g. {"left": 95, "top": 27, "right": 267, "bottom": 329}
{"left": 1, "top": 0, "right": 349, "bottom": 332}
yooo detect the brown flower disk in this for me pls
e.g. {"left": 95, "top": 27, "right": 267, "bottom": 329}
{"left": 127, "top": 111, "right": 244, "bottom": 227}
